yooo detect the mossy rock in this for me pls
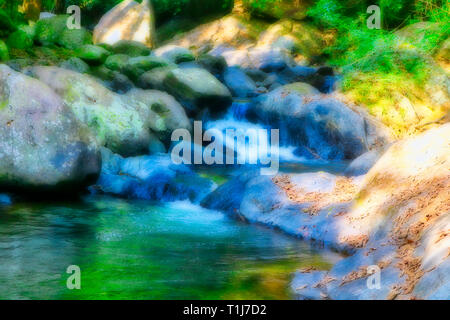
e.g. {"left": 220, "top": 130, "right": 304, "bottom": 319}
{"left": 35, "top": 15, "right": 69, "bottom": 46}
{"left": 244, "top": 0, "right": 312, "bottom": 21}
{"left": 124, "top": 56, "right": 171, "bottom": 81}
{"left": 58, "top": 28, "right": 93, "bottom": 50}
{"left": 18, "top": 24, "right": 36, "bottom": 39}
{"left": 137, "top": 65, "right": 177, "bottom": 90}
{"left": 111, "top": 40, "right": 151, "bottom": 57}
{"left": 104, "top": 54, "right": 130, "bottom": 72}
{"left": 0, "top": 40, "right": 9, "bottom": 62}
{"left": 76, "top": 45, "right": 111, "bottom": 65}
{"left": 7, "top": 30, "right": 34, "bottom": 50}
{"left": 60, "top": 57, "right": 90, "bottom": 74}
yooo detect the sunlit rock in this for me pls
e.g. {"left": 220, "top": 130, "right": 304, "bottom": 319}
{"left": 93, "top": 0, "right": 155, "bottom": 48}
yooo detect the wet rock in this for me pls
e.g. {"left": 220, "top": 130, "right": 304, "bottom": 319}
{"left": 248, "top": 87, "right": 388, "bottom": 160}
{"left": 92, "top": 148, "right": 214, "bottom": 203}
{"left": 93, "top": 0, "right": 155, "bottom": 47}
{"left": 223, "top": 67, "right": 258, "bottom": 98}
{"left": 0, "top": 65, "right": 101, "bottom": 193}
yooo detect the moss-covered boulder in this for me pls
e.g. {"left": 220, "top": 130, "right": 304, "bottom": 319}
{"left": 0, "top": 41, "right": 9, "bottom": 62}
{"left": 60, "top": 57, "right": 90, "bottom": 74}
{"left": 58, "top": 28, "right": 93, "bottom": 50}
{"left": 243, "top": 0, "right": 312, "bottom": 21}
{"left": 137, "top": 65, "right": 177, "bottom": 90}
{"left": 111, "top": 40, "right": 152, "bottom": 57}
{"left": 124, "top": 56, "right": 171, "bottom": 81}
{"left": 0, "top": 65, "right": 101, "bottom": 193}
{"left": 164, "top": 67, "right": 232, "bottom": 114}
{"left": 28, "top": 66, "right": 152, "bottom": 156}
{"left": 6, "top": 30, "right": 34, "bottom": 49}
{"left": 76, "top": 45, "right": 111, "bottom": 65}
{"left": 35, "top": 15, "right": 69, "bottom": 46}
{"left": 104, "top": 54, "right": 131, "bottom": 72}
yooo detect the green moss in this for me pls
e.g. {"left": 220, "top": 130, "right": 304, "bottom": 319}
{"left": 6, "top": 30, "right": 34, "bottom": 49}
{"left": 0, "top": 40, "right": 9, "bottom": 62}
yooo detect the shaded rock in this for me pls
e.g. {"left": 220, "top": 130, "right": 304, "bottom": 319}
{"left": 223, "top": 67, "right": 258, "bottom": 98}
{"left": 154, "top": 45, "right": 195, "bottom": 64}
{"left": 90, "top": 65, "right": 135, "bottom": 94}
{"left": 111, "top": 40, "right": 152, "bottom": 57}
{"left": 58, "top": 28, "right": 93, "bottom": 50}
{"left": 92, "top": 148, "right": 214, "bottom": 203}
{"left": 104, "top": 54, "right": 130, "bottom": 72}
{"left": 5, "top": 59, "right": 32, "bottom": 72}
{"left": 28, "top": 66, "right": 152, "bottom": 156}
{"left": 344, "top": 150, "right": 384, "bottom": 177}
{"left": 137, "top": 65, "right": 176, "bottom": 90}
{"left": 93, "top": 0, "right": 155, "bottom": 47}
{"left": 124, "top": 55, "right": 170, "bottom": 81}
{"left": 248, "top": 87, "right": 388, "bottom": 160}
{"left": 196, "top": 54, "right": 227, "bottom": 77}
{"left": 60, "top": 57, "right": 90, "bottom": 74}
{"left": 122, "top": 88, "right": 192, "bottom": 143}
{"left": 164, "top": 67, "right": 232, "bottom": 115}
{"left": 201, "top": 169, "right": 259, "bottom": 217}
{"left": 0, "top": 40, "right": 9, "bottom": 62}
{"left": 0, "top": 65, "right": 101, "bottom": 193}
{"left": 76, "top": 45, "right": 111, "bottom": 66}
{"left": 244, "top": 0, "right": 312, "bottom": 21}
{"left": 6, "top": 30, "right": 34, "bottom": 49}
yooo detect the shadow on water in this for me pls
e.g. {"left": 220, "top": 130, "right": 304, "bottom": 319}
{"left": 0, "top": 196, "right": 340, "bottom": 300}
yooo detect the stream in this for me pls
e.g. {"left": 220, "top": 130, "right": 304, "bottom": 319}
{"left": 0, "top": 195, "right": 341, "bottom": 300}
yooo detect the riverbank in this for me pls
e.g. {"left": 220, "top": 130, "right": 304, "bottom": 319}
{"left": 0, "top": 1, "right": 448, "bottom": 300}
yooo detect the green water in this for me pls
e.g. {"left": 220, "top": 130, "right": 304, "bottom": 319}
{"left": 0, "top": 196, "right": 337, "bottom": 300}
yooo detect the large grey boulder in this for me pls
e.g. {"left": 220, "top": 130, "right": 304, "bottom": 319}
{"left": 164, "top": 67, "right": 232, "bottom": 115}
{"left": 0, "top": 65, "right": 101, "bottom": 193}
{"left": 28, "top": 66, "right": 152, "bottom": 156}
